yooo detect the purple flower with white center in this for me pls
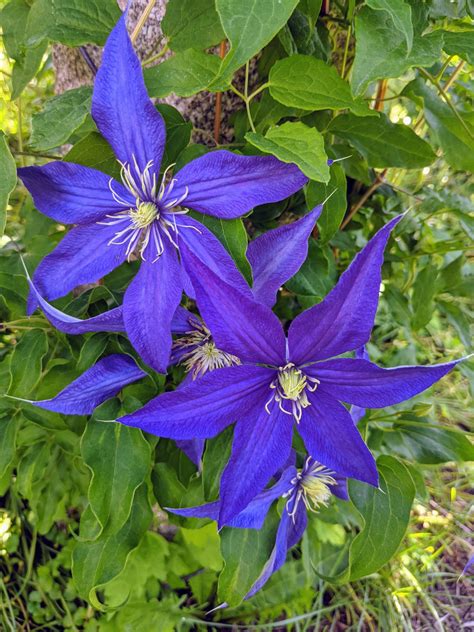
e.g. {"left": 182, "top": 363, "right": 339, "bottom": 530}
{"left": 26, "top": 207, "right": 324, "bottom": 469}
{"left": 17, "top": 14, "right": 307, "bottom": 374}
{"left": 170, "top": 454, "right": 348, "bottom": 599}
{"left": 117, "top": 214, "right": 464, "bottom": 526}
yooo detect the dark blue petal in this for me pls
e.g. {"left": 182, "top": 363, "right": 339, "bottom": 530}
{"left": 181, "top": 249, "right": 286, "bottom": 365}
{"left": 178, "top": 215, "right": 252, "bottom": 298}
{"left": 298, "top": 389, "right": 378, "bottom": 487}
{"left": 218, "top": 404, "right": 294, "bottom": 527}
{"left": 245, "top": 504, "right": 307, "bottom": 599}
{"left": 171, "top": 306, "right": 200, "bottom": 334}
{"left": 28, "top": 222, "right": 129, "bottom": 314}
{"left": 91, "top": 15, "right": 166, "bottom": 171}
{"left": 175, "top": 439, "right": 205, "bottom": 467}
{"left": 172, "top": 150, "right": 308, "bottom": 219}
{"left": 248, "top": 206, "right": 323, "bottom": 307}
{"left": 308, "top": 357, "right": 464, "bottom": 408}
{"left": 18, "top": 162, "right": 133, "bottom": 224}
{"left": 118, "top": 365, "right": 272, "bottom": 439}
{"left": 288, "top": 215, "right": 404, "bottom": 364}
{"left": 123, "top": 248, "right": 183, "bottom": 373}
{"left": 31, "top": 354, "right": 146, "bottom": 414}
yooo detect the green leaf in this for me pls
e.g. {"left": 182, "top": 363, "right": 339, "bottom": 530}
{"left": 411, "top": 264, "right": 438, "bottom": 330}
{"left": 403, "top": 79, "right": 474, "bottom": 173}
{"left": 11, "top": 40, "right": 47, "bottom": 99}
{"left": 442, "top": 29, "right": 474, "bottom": 64}
{"left": 365, "top": 0, "right": 413, "bottom": 52}
{"left": 328, "top": 113, "right": 436, "bottom": 168}
{"left": 144, "top": 50, "right": 225, "bottom": 98}
{"left": 214, "top": 0, "right": 299, "bottom": 81}
{"left": 77, "top": 333, "right": 108, "bottom": 372}
{"left": 268, "top": 55, "right": 373, "bottom": 117}
{"left": 28, "top": 0, "right": 121, "bottom": 46}
{"left": 72, "top": 482, "right": 152, "bottom": 608}
{"left": 29, "top": 87, "right": 92, "bottom": 151}
{"left": 306, "top": 163, "right": 347, "bottom": 243}
{"left": 202, "top": 427, "right": 233, "bottom": 500}
{"left": 64, "top": 132, "right": 119, "bottom": 179}
{"left": 393, "top": 421, "right": 474, "bottom": 464}
{"left": 0, "top": 132, "right": 17, "bottom": 236}
{"left": 348, "top": 455, "right": 415, "bottom": 581}
{"left": 218, "top": 507, "right": 279, "bottom": 606}
{"left": 246, "top": 122, "right": 329, "bottom": 183}
{"left": 351, "top": 5, "right": 442, "bottom": 95}
{"left": 155, "top": 104, "right": 192, "bottom": 168}
{"left": 162, "top": 0, "right": 224, "bottom": 52}
{"left": 286, "top": 240, "right": 336, "bottom": 299}
{"left": 0, "top": 415, "right": 18, "bottom": 479}
{"left": 8, "top": 329, "right": 48, "bottom": 397}
{"left": 298, "top": 0, "right": 323, "bottom": 27}
{"left": 81, "top": 420, "right": 151, "bottom": 536}
{"left": 194, "top": 214, "right": 252, "bottom": 284}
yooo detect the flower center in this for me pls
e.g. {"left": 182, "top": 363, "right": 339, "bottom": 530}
{"left": 172, "top": 320, "right": 241, "bottom": 379}
{"left": 266, "top": 363, "right": 320, "bottom": 423}
{"left": 284, "top": 459, "right": 337, "bottom": 521}
{"left": 129, "top": 201, "right": 159, "bottom": 229}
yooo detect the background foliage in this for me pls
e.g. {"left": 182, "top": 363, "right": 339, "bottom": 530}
{"left": 0, "top": 0, "right": 473, "bottom": 629}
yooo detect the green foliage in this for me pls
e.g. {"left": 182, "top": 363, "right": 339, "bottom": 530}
{"left": 0, "top": 0, "right": 472, "bottom": 627}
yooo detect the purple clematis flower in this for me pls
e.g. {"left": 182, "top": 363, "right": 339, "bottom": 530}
{"left": 170, "top": 454, "right": 348, "bottom": 599}
{"left": 117, "top": 214, "right": 463, "bottom": 526}
{"left": 17, "top": 14, "right": 307, "bottom": 373}
{"left": 27, "top": 207, "right": 323, "bottom": 467}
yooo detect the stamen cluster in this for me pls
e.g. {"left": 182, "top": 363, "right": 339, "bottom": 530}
{"left": 284, "top": 458, "right": 337, "bottom": 521}
{"left": 266, "top": 363, "right": 320, "bottom": 422}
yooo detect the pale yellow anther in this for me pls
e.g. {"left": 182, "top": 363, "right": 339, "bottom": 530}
{"left": 129, "top": 201, "right": 159, "bottom": 229}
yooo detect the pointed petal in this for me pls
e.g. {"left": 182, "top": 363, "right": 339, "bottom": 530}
{"left": 27, "top": 272, "right": 124, "bottom": 333}
{"left": 123, "top": 248, "right": 183, "bottom": 374}
{"left": 171, "top": 306, "right": 199, "bottom": 334}
{"left": 288, "top": 215, "right": 404, "bottom": 364}
{"left": 181, "top": 249, "right": 286, "bottom": 365}
{"left": 308, "top": 357, "right": 463, "bottom": 408}
{"left": 175, "top": 439, "right": 205, "bottom": 467}
{"left": 245, "top": 506, "right": 307, "bottom": 599}
{"left": 18, "top": 162, "right": 133, "bottom": 224}
{"left": 118, "top": 365, "right": 272, "bottom": 439}
{"left": 171, "top": 150, "right": 307, "bottom": 219}
{"left": 248, "top": 206, "right": 323, "bottom": 307}
{"left": 28, "top": 222, "right": 129, "bottom": 313}
{"left": 32, "top": 354, "right": 146, "bottom": 415}
{"left": 171, "top": 465, "right": 296, "bottom": 529}
{"left": 332, "top": 476, "right": 349, "bottom": 501}
{"left": 218, "top": 404, "right": 294, "bottom": 527}
{"left": 91, "top": 15, "right": 166, "bottom": 171}
{"left": 298, "top": 390, "right": 378, "bottom": 487}
{"left": 178, "top": 215, "right": 252, "bottom": 297}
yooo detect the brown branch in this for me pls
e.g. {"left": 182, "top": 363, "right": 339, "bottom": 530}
{"left": 341, "top": 169, "right": 387, "bottom": 230}
{"left": 213, "top": 40, "right": 227, "bottom": 144}
{"left": 373, "top": 79, "right": 388, "bottom": 111}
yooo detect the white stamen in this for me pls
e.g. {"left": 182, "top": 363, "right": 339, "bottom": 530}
{"left": 265, "top": 363, "right": 320, "bottom": 423}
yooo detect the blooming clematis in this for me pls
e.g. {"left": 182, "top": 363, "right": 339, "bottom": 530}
{"left": 169, "top": 454, "right": 348, "bottom": 599}
{"left": 17, "top": 14, "right": 307, "bottom": 373}
{"left": 117, "top": 215, "right": 463, "bottom": 526}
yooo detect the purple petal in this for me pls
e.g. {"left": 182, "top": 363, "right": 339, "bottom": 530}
{"left": 32, "top": 354, "right": 146, "bottom": 415}
{"left": 123, "top": 248, "right": 183, "bottom": 374}
{"left": 181, "top": 249, "right": 286, "bottom": 365}
{"left": 171, "top": 306, "right": 200, "bottom": 335}
{"left": 172, "top": 150, "right": 308, "bottom": 219}
{"left": 178, "top": 216, "right": 252, "bottom": 297}
{"left": 91, "top": 15, "right": 166, "bottom": 172}
{"left": 118, "top": 365, "right": 273, "bottom": 439}
{"left": 248, "top": 206, "right": 323, "bottom": 307}
{"left": 171, "top": 466, "right": 296, "bottom": 529}
{"left": 18, "top": 162, "right": 133, "bottom": 224}
{"left": 298, "top": 390, "right": 378, "bottom": 487}
{"left": 28, "top": 222, "right": 129, "bottom": 314}
{"left": 175, "top": 439, "right": 205, "bottom": 467}
{"left": 218, "top": 404, "right": 294, "bottom": 527}
{"left": 288, "top": 215, "right": 404, "bottom": 364}
{"left": 245, "top": 505, "right": 307, "bottom": 599}
{"left": 332, "top": 476, "right": 349, "bottom": 501}
{"left": 308, "top": 357, "right": 463, "bottom": 408}
{"left": 27, "top": 275, "right": 124, "bottom": 333}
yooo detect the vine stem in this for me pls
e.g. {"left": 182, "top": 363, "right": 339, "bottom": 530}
{"left": 214, "top": 40, "right": 227, "bottom": 144}
{"left": 131, "top": 0, "right": 157, "bottom": 44}
{"left": 142, "top": 43, "right": 169, "bottom": 66}
{"left": 341, "top": 169, "right": 387, "bottom": 230}
{"left": 244, "top": 61, "right": 256, "bottom": 133}
{"left": 341, "top": 23, "right": 352, "bottom": 79}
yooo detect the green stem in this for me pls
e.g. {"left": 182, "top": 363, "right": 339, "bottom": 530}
{"left": 142, "top": 43, "right": 169, "bottom": 66}
{"left": 244, "top": 61, "right": 256, "bottom": 133}
{"left": 16, "top": 100, "right": 25, "bottom": 168}
{"left": 435, "top": 55, "right": 454, "bottom": 82}
{"left": 131, "top": 0, "right": 157, "bottom": 43}
{"left": 341, "top": 23, "right": 352, "bottom": 79}
{"left": 247, "top": 82, "right": 270, "bottom": 102}
{"left": 417, "top": 66, "right": 474, "bottom": 140}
